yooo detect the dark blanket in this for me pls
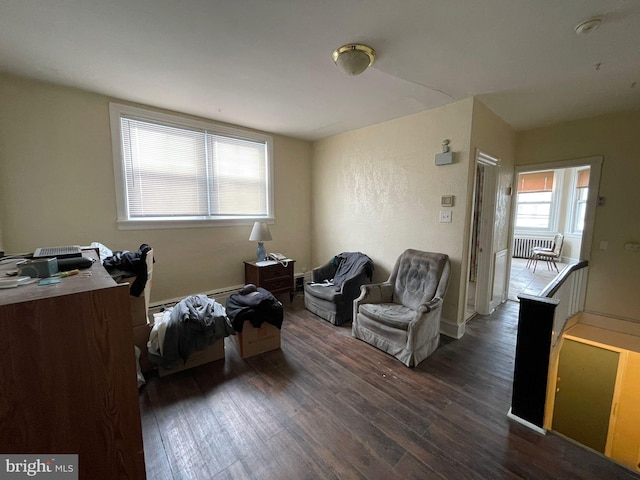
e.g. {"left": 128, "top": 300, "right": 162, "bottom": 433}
{"left": 103, "top": 243, "right": 153, "bottom": 297}
{"left": 226, "top": 286, "right": 284, "bottom": 332}
{"left": 331, "top": 252, "right": 373, "bottom": 291}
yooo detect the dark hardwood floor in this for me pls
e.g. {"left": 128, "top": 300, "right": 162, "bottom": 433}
{"left": 139, "top": 295, "right": 639, "bottom": 479}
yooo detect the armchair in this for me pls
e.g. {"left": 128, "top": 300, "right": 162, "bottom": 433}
{"left": 304, "top": 252, "right": 373, "bottom": 325}
{"left": 352, "top": 249, "right": 450, "bottom": 367}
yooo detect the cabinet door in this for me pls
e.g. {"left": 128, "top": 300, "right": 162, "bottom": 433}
{"left": 609, "top": 351, "right": 640, "bottom": 471}
{"left": 552, "top": 339, "right": 619, "bottom": 453}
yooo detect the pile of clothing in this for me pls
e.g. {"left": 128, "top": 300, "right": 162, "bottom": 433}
{"left": 146, "top": 284, "right": 284, "bottom": 371}
{"left": 102, "top": 243, "right": 153, "bottom": 297}
{"left": 148, "top": 294, "right": 234, "bottom": 370}
{"left": 225, "top": 284, "right": 284, "bottom": 332}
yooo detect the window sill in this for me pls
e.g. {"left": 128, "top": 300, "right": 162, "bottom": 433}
{"left": 117, "top": 217, "right": 274, "bottom": 230}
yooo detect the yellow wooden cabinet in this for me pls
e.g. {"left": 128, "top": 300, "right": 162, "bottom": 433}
{"left": 553, "top": 320, "right": 640, "bottom": 473}
{"left": 552, "top": 339, "right": 618, "bottom": 453}
{"left": 608, "top": 351, "right": 640, "bottom": 472}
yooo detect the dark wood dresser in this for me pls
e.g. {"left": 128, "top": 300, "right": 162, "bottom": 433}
{"left": 0, "top": 250, "right": 145, "bottom": 479}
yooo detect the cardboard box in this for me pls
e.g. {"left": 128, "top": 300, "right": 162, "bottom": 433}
{"left": 120, "top": 276, "right": 149, "bottom": 327}
{"left": 133, "top": 323, "right": 153, "bottom": 373}
{"left": 129, "top": 294, "right": 149, "bottom": 327}
{"left": 158, "top": 340, "right": 224, "bottom": 377}
{"left": 229, "top": 322, "right": 281, "bottom": 358}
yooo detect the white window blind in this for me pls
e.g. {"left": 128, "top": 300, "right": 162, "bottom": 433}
{"left": 111, "top": 103, "right": 273, "bottom": 228}
{"left": 122, "top": 119, "right": 208, "bottom": 218}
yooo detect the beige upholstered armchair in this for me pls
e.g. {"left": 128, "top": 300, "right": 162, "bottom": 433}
{"left": 352, "top": 249, "right": 450, "bottom": 367}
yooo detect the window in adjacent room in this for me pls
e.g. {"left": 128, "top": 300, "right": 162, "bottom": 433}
{"left": 569, "top": 167, "right": 590, "bottom": 234}
{"left": 514, "top": 170, "right": 560, "bottom": 232}
{"left": 109, "top": 103, "right": 273, "bottom": 229}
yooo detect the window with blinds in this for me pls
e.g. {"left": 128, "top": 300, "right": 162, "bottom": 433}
{"left": 110, "top": 103, "right": 273, "bottom": 228}
{"left": 515, "top": 170, "right": 557, "bottom": 231}
{"left": 517, "top": 171, "right": 554, "bottom": 193}
{"left": 571, "top": 167, "right": 590, "bottom": 233}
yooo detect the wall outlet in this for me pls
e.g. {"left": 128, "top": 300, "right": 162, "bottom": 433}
{"left": 439, "top": 211, "right": 452, "bottom": 223}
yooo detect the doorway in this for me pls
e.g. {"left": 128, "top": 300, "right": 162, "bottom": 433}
{"left": 465, "top": 151, "right": 500, "bottom": 320}
{"left": 507, "top": 157, "right": 602, "bottom": 301}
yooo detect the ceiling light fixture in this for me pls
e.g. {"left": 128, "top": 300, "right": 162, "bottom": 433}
{"left": 332, "top": 44, "right": 376, "bottom": 76}
{"left": 575, "top": 17, "right": 602, "bottom": 35}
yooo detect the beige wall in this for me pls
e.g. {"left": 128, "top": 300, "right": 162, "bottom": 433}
{"left": 4, "top": 69, "right": 634, "bottom": 327}
{"left": 311, "top": 98, "right": 475, "bottom": 330}
{"left": 0, "top": 73, "right": 312, "bottom": 303}
{"left": 516, "top": 109, "right": 640, "bottom": 322}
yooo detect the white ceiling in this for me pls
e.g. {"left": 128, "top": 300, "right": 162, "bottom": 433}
{"left": 1, "top": 1, "right": 639, "bottom": 141}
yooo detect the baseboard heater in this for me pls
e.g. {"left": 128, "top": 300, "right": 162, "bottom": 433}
{"left": 513, "top": 237, "right": 553, "bottom": 258}
{"left": 149, "top": 284, "right": 244, "bottom": 316}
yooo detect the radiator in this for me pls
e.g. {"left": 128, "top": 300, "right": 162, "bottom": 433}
{"left": 513, "top": 237, "right": 553, "bottom": 258}
{"left": 149, "top": 284, "right": 244, "bottom": 316}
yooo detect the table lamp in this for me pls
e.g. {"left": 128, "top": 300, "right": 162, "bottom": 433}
{"left": 249, "top": 221, "right": 272, "bottom": 261}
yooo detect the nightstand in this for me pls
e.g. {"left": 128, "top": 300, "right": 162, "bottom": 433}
{"left": 244, "top": 259, "right": 295, "bottom": 301}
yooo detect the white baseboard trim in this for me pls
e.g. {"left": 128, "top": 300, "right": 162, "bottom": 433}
{"left": 507, "top": 408, "right": 547, "bottom": 435}
{"left": 440, "top": 318, "right": 465, "bottom": 339}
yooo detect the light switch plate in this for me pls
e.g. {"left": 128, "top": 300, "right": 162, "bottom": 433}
{"left": 439, "top": 211, "right": 452, "bottom": 223}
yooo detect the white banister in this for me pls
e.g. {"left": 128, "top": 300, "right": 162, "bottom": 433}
{"left": 540, "top": 263, "right": 588, "bottom": 347}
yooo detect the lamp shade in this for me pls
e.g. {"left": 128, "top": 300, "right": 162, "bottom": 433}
{"left": 332, "top": 44, "right": 376, "bottom": 76}
{"left": 249, "top": 221, "right": 272, "bottom": 242}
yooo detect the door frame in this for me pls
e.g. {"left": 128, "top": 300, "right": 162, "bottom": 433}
{"left": 465, "top": 150, "right": 501, "bottom": 318}
{"left": 506, "top": 156, "right": 602, "bottom": 303}
{"left": 508, "top": 155, "right": 602, "bottom": 261}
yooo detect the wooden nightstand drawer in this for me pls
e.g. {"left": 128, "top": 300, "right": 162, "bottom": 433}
{"left": 244, "top": 259, "right": 295, "bottom": 301}
{"left": 260, "top": 263, "right": 291, "bottom": 280}
{"left": 263, "top": 276, "right": 292, "bottom": 292}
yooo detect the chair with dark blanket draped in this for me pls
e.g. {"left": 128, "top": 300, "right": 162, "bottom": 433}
{"left": 303, "top": 252, "right": 374, "bottom": 325}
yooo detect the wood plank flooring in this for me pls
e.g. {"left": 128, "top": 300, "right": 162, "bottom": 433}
{"left": 139, "top": 295, "right": 639, "bottom": 479}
